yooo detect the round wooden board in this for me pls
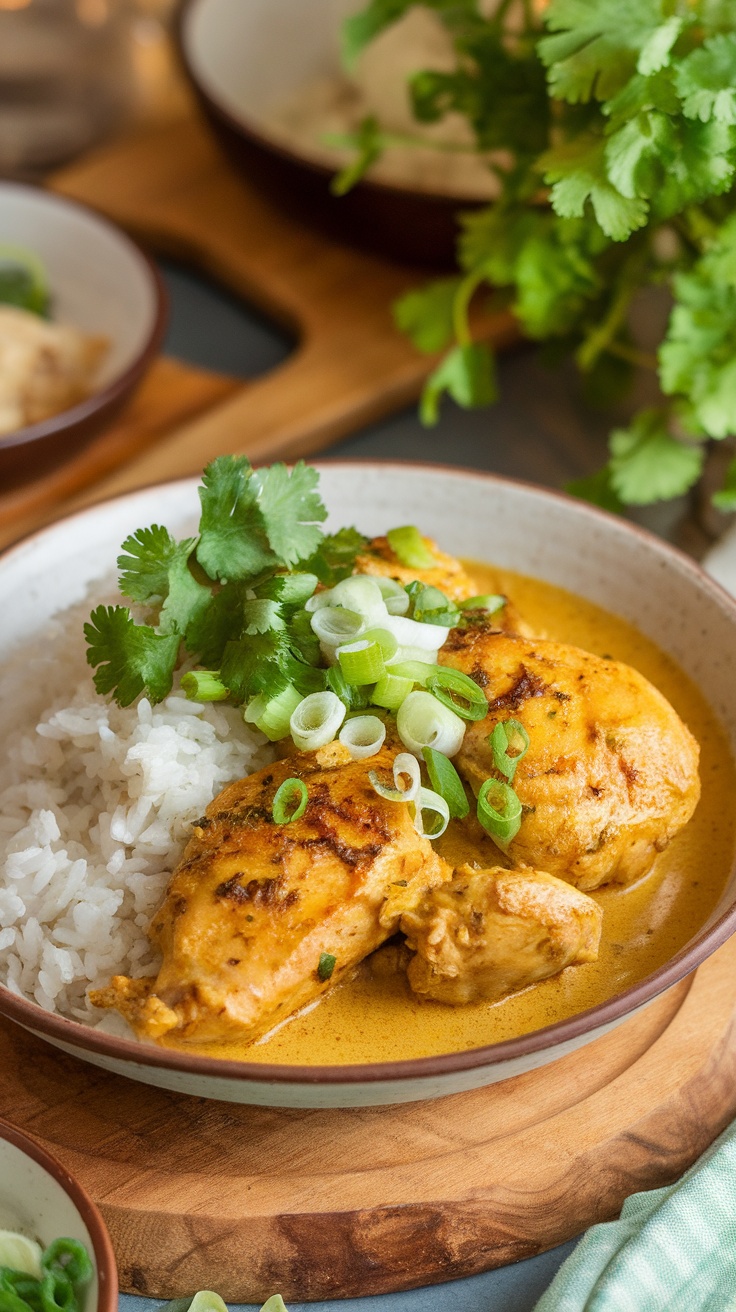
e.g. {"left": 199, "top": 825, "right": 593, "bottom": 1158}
{"left": 3, "top": 936, "right": 736, "bottom": 1303}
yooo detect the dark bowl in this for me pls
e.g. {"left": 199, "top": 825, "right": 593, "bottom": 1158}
{"left": 0, "top": 184, "right": 167, "bottom": 491}
{"left": 177, "top": 0, "right": 488, "bottom": 268}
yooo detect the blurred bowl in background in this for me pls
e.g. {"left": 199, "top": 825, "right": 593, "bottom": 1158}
{"left": 0, "top": 184, "right": 167, "bottom": 489}
{"left": 0, "top": 1118, "right": 117, "bottom": 1312}
{"left": 178, "top": 0, "right": 488, "bottom": 267}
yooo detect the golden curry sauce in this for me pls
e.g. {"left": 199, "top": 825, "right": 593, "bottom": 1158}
{"left": 164, "top": 564, "right": 736, "bottom": 1066}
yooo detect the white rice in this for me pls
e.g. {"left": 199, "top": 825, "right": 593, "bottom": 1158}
{"left": 0, "top": 593, "right": 275, "bottom": 1032}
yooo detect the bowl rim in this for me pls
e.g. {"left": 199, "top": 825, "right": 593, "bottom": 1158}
{"left": 1, "top": 459, "right": 736, "bottom": 1088}
{"left": 176, "top": 0, "right": 487, "bottom": 207}
{"left": 0, "top": 181, "right": 168, "bottom": 457}
{"left": 0, "top": 1117, "right": 118, "bottom": 1312}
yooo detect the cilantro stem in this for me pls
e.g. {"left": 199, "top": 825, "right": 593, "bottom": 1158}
{"left": 452, "top": 269, "right": 488, "bottom": 348}
{"left": 604, "top": 341, "right": 659, "bottom": 372}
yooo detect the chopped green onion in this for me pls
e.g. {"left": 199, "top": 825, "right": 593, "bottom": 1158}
{"left": 405, "top": 581, "right": 461, "bottom": 627}
{"left": 426, "top": 668, "right": 488, "bottom": 721}
{"left": 310, "top": 606, "right": 365, "bottom": 648}
{"left": 386, "top": 659, "right": 439, "bottom": 685}
{"left": 305, "top": 588, "right": 333, "bottom": 613}
{"left": 327, "top": 663, "right": 372, "bottom": 710}
{"left": 369, "top": 751, "right": 421, "bottom": 803}
{"left": 318, "top": 951, "right": 336, "bottom": 981}
{"left": 290, "top": 690, "right": 346, "bottom": 751}
{"left": 360, "top": 626, "right": 399, "bottom": 661}
{"left": 477, "top": 778, "right": 522, "bottom": 847}
{"left": 489, "top": 719, "right": 530, "bottom": 783}
{"left": 396, "top": 690, "right": 466, "bottom": 759}
{"left": 460, "top": 594, "right": 506, "bottom": 614}
{"left": 41, "top": 1238, "right": 94, "bottom": 1290}
{"left": 337, "top": 639, "right": 386, "bottom": 685}
{"left": 0, "top": 1231, "right": 43, "bottom": 1277}
{"left": 180, "top": 670, "right": 229, "bottom": 702}
{"left": 423, "top": 747, "right": 470, "bottom": 819}
{"left": 272, "top": 777, "right": 309, "bottom": 824}
{"left": 372, "top": 672, "right": 414, "bottom": 710}
{"left": 188, "top": 1295, "right": 229, "bottom": 1312}
{"left": 410, "top": 786, "right": 450, "bottom": 838}
{"left": 387, "top": 525, "right": 436, "bottom": 569}
{"left": 383, "top": 614, "right": 452, "bottom": 650}
{"left": 339, "top": 714, "right": 386, "bottom": 759}
{"left": 330, "top": 575, "right": 388, "bottom": 622}
{"left": 372, "top": 576, "right": 410, "bottom": 614}
{"left": 0, "top": 244, "right": 49, "bottom": 316}
{"left": 245, "top": 684, "right": 303, "bottom": 740}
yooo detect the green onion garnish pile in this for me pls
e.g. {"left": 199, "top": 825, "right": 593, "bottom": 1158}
{"left": 85, "top": 455, "right": 530, "bottom": 850}
{"left": 0, "top": 1236, "right": 93, "bottom": 1312}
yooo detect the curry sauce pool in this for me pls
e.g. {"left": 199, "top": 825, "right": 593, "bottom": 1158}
{"left": 161, "top": 563, "right": 736, "bottom": 1066}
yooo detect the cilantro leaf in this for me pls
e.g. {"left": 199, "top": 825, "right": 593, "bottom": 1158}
{"left": 196, "top": 455, "right": 274, "bottom": 581}
{"left": 713, "top": 457, "right": 736, "bottom": 511}
{"left": 341, "top": 0, "right": 411, "bottom": 69}
{"left": 608, "top": 410, "right": 704, "bottom": 504}
{"left": 84, "top": 606, "right": 180, "bottom": 707}
{"left": 254, "top": 461, "right": 326, "bottom": 566}
{"left": 393, "top": 278, "right": 462, "bottom": 354}
{"left": 254, "top": 573, "right": 319, "bottom": 606}
{"left": 513, "top": 223, "right": 601, "bottom": 337}
{"left": 242, "top": 598, "right": 284, "bottom": 635}
{"left": 329, "top": 116, "right": 384, "bottom": 194}
{"left": 220, "top": 630, "right": 292, "bottom": 703}
{"left": 420, "top": 342, "right": 497, "bottom": 425}
{"left": 301, "top": 527, "right": 369, "bottom": 586}
{"left": 676, "top": 33, "right": 736, "bottom": 124}
{"left": 117, "top": 525, "right": 211, "bottom": 639}
{"left": 541, "top": 135, "right": 649, "bottom": 240}
{"left": 567, "top": 467, "right": 625, "bottom": 513}
{"left": 660, "top": 234, "right": 736, "bottom": 438}
{"left": 539, "top": 0, "right": 669, "bottom": 104}
{"left": 184, "top": 582, "right": 246, "bottom": 666}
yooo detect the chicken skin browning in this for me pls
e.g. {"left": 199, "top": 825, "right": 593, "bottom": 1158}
{"left": 440, "top": 630, "right": 700, "bottom": 891}
{"left": 402, "top": 863, "right": 602, "bottom": 1004}
{"left": 91, "top": 744, "right": 450, "bottom": 1045}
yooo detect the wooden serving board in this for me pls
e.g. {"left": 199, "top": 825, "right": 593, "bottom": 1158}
{"left": 3, "top": 934, "right": 736, "bottom": 1302}
{"left": 0, "top": 116, "right": 517, "bottom": 549}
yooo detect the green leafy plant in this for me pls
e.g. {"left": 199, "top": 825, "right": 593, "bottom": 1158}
{"left": 339, "top": 0, "right": 736, "bottom": 511}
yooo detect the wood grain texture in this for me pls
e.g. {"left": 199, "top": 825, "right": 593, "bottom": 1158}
{"left": 3, "top": 935, "right": 736, "bottom": 1301}
{"left": 0, "top": 116, "right": 517, "bottom": 550}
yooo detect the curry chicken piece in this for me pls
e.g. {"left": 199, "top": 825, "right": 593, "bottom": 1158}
{"left": 402, "top": 863, "right": 602, "bottom": 1004}
{"left": 440, "top": 630, "right": 700, "bottom": 891}
{"left": 91, "top": 743, "right": 450, "bottom": 1046}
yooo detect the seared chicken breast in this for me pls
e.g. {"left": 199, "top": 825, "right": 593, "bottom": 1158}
{"left": 440, "top": 630, "right": 700, "bottom": 891}
{"left": 91, "top": 743, "right": 449, "bottom": 1045}
{"left": 402, "top": 863, "right": 602, "bottom": 1004}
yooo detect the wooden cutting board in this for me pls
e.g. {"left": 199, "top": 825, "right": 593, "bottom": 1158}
{"left": 0, "top": 116, "right": 517, "bottom": 549}
{"left": 3, "top": 933, "right": 736, "bottom": 1302}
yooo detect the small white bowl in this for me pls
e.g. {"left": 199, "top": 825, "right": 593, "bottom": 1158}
{"left": 0, "top": 182, "right": 166, "bottom": 485}
{"left": 0, "top": 1119, "right": 118, "bottom": 1312}
{"left": 1, "top": 463, "right": 736, "bottom": 1107}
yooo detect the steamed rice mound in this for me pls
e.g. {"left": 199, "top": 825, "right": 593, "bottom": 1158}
{"left": 0, "top": 596, "right": 274, "bottom": 1032}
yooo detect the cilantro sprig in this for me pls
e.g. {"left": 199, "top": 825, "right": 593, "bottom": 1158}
{"left": 84, "top": 457, "right": 367, "bottom": 707}
{"left": 340, "top": 0, "right": 736, "bottom": 511}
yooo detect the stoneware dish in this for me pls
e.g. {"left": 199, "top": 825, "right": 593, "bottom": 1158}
{"left": 1, "top": 462, "right": 736, "bottom": 1107}
{"left": 0, "top": 1118, "right": 118, "bottom": 1312}
{"left": 178, "top": 0, "right": 482, "bottom": 266}
{"left": 0, "top": 183, "right": 167, "bottom": 488}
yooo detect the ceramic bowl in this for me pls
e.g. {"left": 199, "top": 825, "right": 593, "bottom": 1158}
{"left": 0, "top": 183, "right": 167, "bottom": 488}
{"left": 1, "top": 462, "right": 736, "bottom": 1107}
{"left": 0, "top": 1119, "right": 118, "bottom": 1312}
{"left": 178, "top": 0, "right": 483, "bottom": 266}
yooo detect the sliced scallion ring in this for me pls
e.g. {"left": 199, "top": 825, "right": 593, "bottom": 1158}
{"left": 396, "top": 690, "right": 466, "bottom": 759}
{"left": 339, "top": 714, "right": 386, "bottom": 760}
{"left": 423, "top": 746, "right": 470, "bottom": 819}
{"left": 477, "top": 778, "right": 522, "bottom": 847}
{"left": 305, "top": 589, "right": 334, "bottom": 613}
{"left": 460, "top": 594, "right": 506, "bottom": 614}
{"left": 369, "top": 751, "right": 421, "bottom": 803}
{"left": 427, "top": 668, "right": 488, "bottom": 721}
{"left": 360, "top": 627, "right": 399, "bottom": 662}
{"left": 290, "top": 690, "right": 346, "bottom": 751}
{"left": 386, "top": 659, "right": 438, "bottom": 685}
{"left": 372, "top": 576, "right": 411, "bottom": 614}
{"left": 372, "top": 672, "right": 414, "bottom": 710}
{"left": 330, "top": 575, "right": 388, "bottom": 623}
{"left": 383, "top": 614, "right": 452, "bottom": 651}
{"left": 310, "top": 606, "right": 365, "bottom": 651}
{"left": 327, "top": 663, "right": 372, "bottom": 711}
{"left": 337, "top": 639, "right": 386, "bottom": 685}
{"left": 386, "top": 525, "right": 436, "bottom": 569}
{"left": 244, "top": 684, "right": 303, "bottom": 740}
{"left": 181, "top": 670, "right": 229, "bottom": 702}
{"left": 272, "top": 777, "right": 309, "bottom": 824}
{"left": 410, "top": 786, "right": 450, "bottom": 838}
{"left": 489, "top": 719, "right": 530, "bottom": 782}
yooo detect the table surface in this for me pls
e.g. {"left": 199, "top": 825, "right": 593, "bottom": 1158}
{"left": 119, "top": 256, "right": 675, "bottom": 1312}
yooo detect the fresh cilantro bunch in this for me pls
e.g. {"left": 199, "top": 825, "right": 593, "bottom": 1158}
{"left": 341, "top": 0, "right": 736, "bottom": 511}
{"left": 84, "top": 456, "right": 367, "bottom": 707}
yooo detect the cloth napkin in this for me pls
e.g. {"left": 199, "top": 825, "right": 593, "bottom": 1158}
{"left": 532, "top": 1118, "right": 736, "bottom": 1311}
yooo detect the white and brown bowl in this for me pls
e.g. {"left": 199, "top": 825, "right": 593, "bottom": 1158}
{"left": 0, "top": 1118, "right": 117, "bottom": 1312}
{"left": 1, "top": 462, "right": 735, "bottom": 1106}
{"left": 0, "top": 183, "right": 167, "bottom": 488}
